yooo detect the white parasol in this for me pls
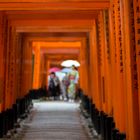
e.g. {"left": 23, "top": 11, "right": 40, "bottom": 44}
{"left": 61, "top": 60, "right": 80, "bottom": 67}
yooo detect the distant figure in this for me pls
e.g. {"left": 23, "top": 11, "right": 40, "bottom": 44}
{"left": 61, "top": 73, "right": 70, "bottom": 101}
{"left": 67, "top": 65, "right": 79, "bottom": 102}
{"left": 48, "top": 72, "right": 60, "bottom": 100}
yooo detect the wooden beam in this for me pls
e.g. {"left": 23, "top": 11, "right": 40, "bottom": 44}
{"left": 6, "top": 10, "right": 99, "bottom": 20}
{"left": 15, "top": 26, "right": 91, "bottom": 33}
{"left": 41, "top": 48, "right": 80, "bottom": 54}
{"left": 0, "top": 0, "right": 109, "bottom": 2}
{"left": 11, "top": 19, "right": 94, "bottom": 26}
{"left": 45, "top": 54, "right": 78, "bottom": 60}
{"left": 0, "top": 2, "right": 110, "bottom": 11}
{"left": 33, "top": 41, "right": 81, "bottom": 48}
{"left": 24, "top": 32, "right": 87, "bottom": 38}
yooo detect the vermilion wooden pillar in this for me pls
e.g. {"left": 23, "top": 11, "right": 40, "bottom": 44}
{"left": 0, "top": 12, "right": 7, "bottom": 112}
{"left": 89, "top": 23, "right": 102, "bottom": 110}
{"left": 109, "top": 0, "right": 140, "bottom": 139}
{"left": 109, "top": 0, "right": 120, "bottom": 133}
{"left": 22, "top": 40, "right": 33, "bottom": 97}
{"left": 4, "top": 26, "right": 15, "bottom": 109}
{"left": 121, "top": 0, "right": 140, "bottom": 139}
{"left": 4, "top": 26, "right": 22, "bottom": 109}
{"left": 88, "top": 30, "right": 94, "bottom": 101}
{"left": 98, "top": 11, "right": 106, "bottom": 113}
{"left": 14, "top": 34, "right": 23, "bottom": 99}
{"left": 98, "top": 10, "right": 113, "bottom": 115}
{"left": 109, "top": 1, "right": 117, "bottom": 126}
{"left": 10, "top": 28, "right": 17, "bottom": 105}
{"left": 109, "top": 0, "right": 126, "bottom": 133}
{"left": 79, "top": 38, "right": 89, "bottom": 96}
{"left": 83, "top": 39, "right": 89, "bottom": 97}
{"left": 133, "top": 0, "right": 140, "bottom": 123}
{"left": 97, "top": 11, "right": 113, "bottom": 114}
{"left": 40, "top": 53, "right": 47, "bottom": 88}
{"left": 33, "top": 43, "right": 41, "bottom": 89}
{"left": 89, "top": 10, "right": 114, "bottom": 115}
{"left": 103, "top": 10, "right": 113, "bottom": 116}
{"left": 46, "top": 59, "right": 50, "bottom": 88}
{"left": 85, "top": 37, "right": 92, "bottom": 99}
{"left": 79, "top": 46, "right": 83, "bottom": 92}
{"left": 97, "top": 10, "right": 111, "bottom": 114}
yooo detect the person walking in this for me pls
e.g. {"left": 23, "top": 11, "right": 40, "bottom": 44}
{"left": 61, "top": 73, "right": 70, "bottom": 101}
{"left": 67, "top": 65, "right": 79, "bottom": 102}
{"left": 48, "top": 72, "right": 60, "bottom": 100}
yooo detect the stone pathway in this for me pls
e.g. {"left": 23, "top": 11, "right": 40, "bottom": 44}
{"left": 6, "top": 101, "right": 93, "bottom": 140}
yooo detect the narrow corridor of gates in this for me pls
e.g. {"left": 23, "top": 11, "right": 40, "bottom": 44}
{"left": 0, "top": 1, "right": 140, "bottom": 140}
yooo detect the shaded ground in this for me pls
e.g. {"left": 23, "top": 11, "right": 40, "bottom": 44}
{"left": 4, "top": 101, "right": 93, "bottom": 140}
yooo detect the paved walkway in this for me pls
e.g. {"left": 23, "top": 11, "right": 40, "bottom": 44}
{"left": 9, "top": 101, "right": 92, "bottom": 140}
